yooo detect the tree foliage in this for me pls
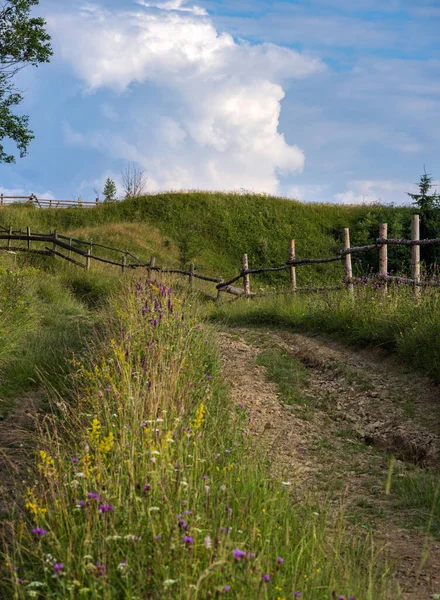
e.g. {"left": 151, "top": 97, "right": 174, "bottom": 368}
{"left": 103, "top": 178, "right": 117, "bottom": 203}
{"left": 408, "top": 168, "right": 440, "bottom": 269}
{"left": 0, "top": 0, "right": 52, "bottom": 163}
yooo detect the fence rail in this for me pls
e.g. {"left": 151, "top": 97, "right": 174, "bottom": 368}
{"left": 0, "top": 194, "right": 99, "bottom": 208}
{"left": 1, "top": 214, "right": 440, "bottom": 300}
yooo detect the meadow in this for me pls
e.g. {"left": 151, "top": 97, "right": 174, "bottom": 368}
{"left": 1, "top": 193, "right": 438, "bottom": 599}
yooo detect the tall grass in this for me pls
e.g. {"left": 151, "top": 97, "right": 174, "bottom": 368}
{"left": 1, "top": 278, "right": 396, "bottom": 599}
{"left": 213, "top": 283, "right": 440, "bottom": 382}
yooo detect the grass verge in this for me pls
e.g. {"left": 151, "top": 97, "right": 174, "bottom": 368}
{"left": 1, "top": 277, "right": 396, "bottom": 599}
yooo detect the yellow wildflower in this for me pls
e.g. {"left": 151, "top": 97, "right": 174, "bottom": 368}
{"left": 25, "top": 488, "right": 47, "bottom": 521}
{"left": 191, "top": 403, "right": 205, "bottom": 431}
{"left": 88, "top": 418, "right": 101, "bottom": 444}
{"left": 98, "top": 432, "right": 114, "bottom": 455}
{"left": 38, "top": 450, "right": 55, "bottom": 477}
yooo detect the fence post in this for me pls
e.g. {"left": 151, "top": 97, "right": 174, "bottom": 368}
{"left": 86, "top": 248, "right": 91, "bottom": 271}
{"left": 27, "top": 226, "right": 31, "bottom": 250}
{"left": 53, "top": 231, "right": 58, "bottom": 255}
{"left": 411, "top": 214, "right": 421, "bottom": 297}
{"left": 95, "top": 197, "right": 99, "bottom": 205}
{"left": 0, "top": 194, "right": 3, "bottom": 205}
{"left": 216, "top": 279, "right": 224, "bottom": 305}
{"left": 148, "top": 256, "right": 156, "bottom": 279}
{"left": 289, "top": 239, "right": 297, "bottom": 292}
{"left": 68, "top": 238, "right": 72, "bottom": 259}
{"left": 189, "top": 262, "right": 195, "bottom": 291}
{"left": 379, "top": 223, "right": 388, "bottom": 291}
{"left": 122, "top": 254, "right": 126, "bottom": 273}
{"left": 7, "top": 226, "right": 12, "bottom": 249}
{"left": 242, "top": 253, "right": 250, "bottom": 296}
{"left": 343, "top": 228, "right": 354, "bottom": 295}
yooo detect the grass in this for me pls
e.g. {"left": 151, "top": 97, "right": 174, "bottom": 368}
{"left": 0, "top": 253, "right": 121, "bottom": 414}
{"left": 213, "top": 283, "right": 440, "bottom": 382}
{"left": 0, "top": 192, "right": 415, "bottom": 286}
{"left": 0, "top": 276, "right": 397, "bottom": 599}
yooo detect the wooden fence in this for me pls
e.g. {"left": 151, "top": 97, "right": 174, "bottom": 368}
{"left": 1, "top": 214, "right": 440, "bottom": 301}
{"left": 0, "top": 194, "right": 99, "bottom": 208}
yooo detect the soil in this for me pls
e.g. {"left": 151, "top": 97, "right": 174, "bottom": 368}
{"left": 217, "top": 327, "right": 440, "bottom": 600}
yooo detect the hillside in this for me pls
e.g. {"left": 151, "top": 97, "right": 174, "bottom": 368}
{"left": 0, "top": 192, "right": 413, "bottom": 287}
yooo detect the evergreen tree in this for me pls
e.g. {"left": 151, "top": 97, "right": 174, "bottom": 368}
{"left": 103, "top": 178, "right": 117, "bottom": 202}
{"left": 407, "top": 168, "right": 440, "bottom": 270}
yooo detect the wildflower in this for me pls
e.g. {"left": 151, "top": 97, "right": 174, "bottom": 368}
{"left": 178, "top": 518, "right": 188, "bottom": 530}
{"left": 294, "top": 593, "right": 302, "bottom": 598}
{"left": 53, "top": 563, "right": 64, "bottom": 573}
{"left": 144, "top": 484, "right": 151, "bottom": 492}
{"left": 38, "top": 450, "right": 55, "bottom": 477}
{"left": 204, "top": 536, "right": 212, "bottom": 548}
{"left": 98, "top": 432, "right": 114, "bottom": 455}
{"left": 31, "top": 528, "right": 47, "bottom": 537}
{"left": 247, "top": 553, "right": 256, "bottom": 559}
{"left": 72, "top": 457, "right": 79, "bottom": 464}
{"left": 76, "top": 500, "right": 86, "bottom": 509}
{"left": 154, "top": 535, "right": 161, "bottom": 541}
{"left": 95, "top": 562, "right": 106, "bottom": 577}
{"left": 25, "top": 488, "right": 47, "bottom": 520}
{"left": 183, "top": 535, "right": 194, "bottom": 544}
{"left": 191, "top": 403, "right": 205, "bottom": 431}
{"left": 225, "top": 449, "right": 231, "bottom": 454}
{"left": 98, "top": 504, "right": 115, "bottom": 513}
{"left": 87, "top": 492, "right": 100, "bottom": 501}
{"left": 89, "top": 418, "right": 101, "bottom": 443}
{"left": 224, "top": 585, "right": 231, "bottom": 592}
{"left": 262, "top": 574, "right": 270, "bottom": 582}
{"left": 277, "top": 557, "right": 284, "bottom": 564}
{"left": 232, "top": 549, "right": 246, "bottom": 561}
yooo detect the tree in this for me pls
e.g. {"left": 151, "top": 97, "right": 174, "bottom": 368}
{"left": 121, "top": 162, "right": 148, "bottom": 198}
{"left": 0, "top": 0, "right": 53, "bottom": 163}
{"left": 407, "top": 168, "right": 440, "bottom": 270}
{"left": 407, "top": 167, "right": 439, "bottom": 212}
{"left": 103, "top": 178, "right": 117, "bottom": 202}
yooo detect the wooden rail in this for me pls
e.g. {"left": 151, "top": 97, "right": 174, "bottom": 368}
{"left": 0, "top": 194, "right": 99, "bottom": 208}
{"left": 1, "top": 214, "right": 439, "bottom": 301}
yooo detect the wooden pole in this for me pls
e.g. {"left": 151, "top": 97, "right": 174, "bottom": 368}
{"left": 0, "top": 194, "right": 3, "bottom": 205}
{"left": 122, "top": 254, "right": 126, "bottom": 273}
{"left": 27, "top": 226, "right": 31, "bottom": 250}
{"left": 411, "top": 214, "right": 421, "bottom": 297}
{"left": 52, "top": 231, "right": 58, "bottom": 255}
{"left": 216, "top": 279, "right": 224, "bottom": 305}
{"left": 7, "top": 226, "right": 12, "bottom": 249}
{"left": 343, "top": 228, "right": 353, "bottom": 295}
{"left": 242, "top": 254, "right": 250, "bottom": 296}
{"left": 289, "top": 239, "right": 297, "bottom": 292}
{"left": 86, "top": 248, "right": 91, "bottom": 271}
{"left": 68, "top": 238, "right": 72, "bottom": 259}
{"left": 379, "top": 223, "right": 388, "bottom": 292}
{"left": 148, "top": 256, "right": 156, "bottom": 279}
{"left": 189, "top": 262, "right": 195, "bottom": 291}
{"left": 90, "top": 240, "right": 93, "bottom": 257}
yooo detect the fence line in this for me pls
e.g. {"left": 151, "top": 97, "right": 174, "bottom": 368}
{"left": 0, "top": 194, "right": 98, "bottom": 208}
{"left": 0, "top": 214, "right": 439, "bottom": 300}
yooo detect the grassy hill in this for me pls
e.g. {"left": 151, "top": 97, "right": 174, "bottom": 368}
{"left": 0, "top": 192, "right": 413, "bottom": 288}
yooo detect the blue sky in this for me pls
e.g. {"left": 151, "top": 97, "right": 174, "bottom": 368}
{"left": 1, "top": 0, "right": 439, "bottom": 205}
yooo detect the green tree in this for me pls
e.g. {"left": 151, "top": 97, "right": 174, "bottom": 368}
{"left": 0, "top": 0, "right": 53, "bottom": 163}
{"left": 103, "top": 178, "right": 117, "bottom": 202}
{"left": 407, "top": 168, "right": 440, "bottom": 270}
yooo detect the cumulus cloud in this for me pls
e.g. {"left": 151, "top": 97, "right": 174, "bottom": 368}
{"left": 0, "top": 187, "right": 55, "bottom": 200}
{"left": 334, "top": 179, "right": 420, "bottom": 205}
{"left": 48, "top": 1, "right": 324, "bottom": 194}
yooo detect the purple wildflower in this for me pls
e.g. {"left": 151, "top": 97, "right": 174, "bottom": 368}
{"left": 224, "top": 585, "right": 231, "bottom": 592}
{"left": 77, "top": 500, "right": 86, "bottom": 508}
{"left": 88, "top": 492, "right": 100, "bottom": 501}
{"left": 277, "top": 557, "right": 284, "bottom": 564}
{"left": 53, "top": 563, "right": 63, "bottom": 573}
{"left": 178, "top": 519, "right": 188, "bottom": 530}
{"left": 225, "top": 449, "right": 231, "bottom": 454}
{"left": 247, "top": 553, "right": 256, "bottom": 559}
{"left": 262, "top": 574, "right": 270, "bottom": 582}
{"left": 31, "top": 527, "right": 47, "bottom": 537}
{"left": 98, "top": 504, "right": 115, "bottom": 513}
{"left": 232, "top": 549, "right": 246, "bottom": 561}
{"left": 294, "top": 593, "right": 302, "bottom": 598}
{"left": 71, "top": 457, "right": 79, "bottom": 464}
{"left": 143, "top": 484, "right": 151, "bottom": 492}
{"left": 183, "top": 535, "right": 194, "bottom": 544}
{"left": 95, "top": 562, "right": 106, "bottom": 576}
{"left": 154, "top": 534, "right": 161, "bottom": 541}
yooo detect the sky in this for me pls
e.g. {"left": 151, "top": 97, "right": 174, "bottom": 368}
{"left": 1, "top": 0, "right": 439, "bottom": 205}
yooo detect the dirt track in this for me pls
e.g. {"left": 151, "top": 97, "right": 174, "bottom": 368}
{"left": 217, "top": 328, "right": 440, "bottom": 600}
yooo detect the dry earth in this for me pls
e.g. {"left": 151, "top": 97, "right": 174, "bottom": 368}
{"left": 217, "top": 328, "right": 440, "bottom": 600}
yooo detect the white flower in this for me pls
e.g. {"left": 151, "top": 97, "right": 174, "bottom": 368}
{"left": 204, "top": 536, "right": 212, "bottom": 549}
{"left": 163, "top": 580, "right": 177, "bottom": 587}
{"left": 281, "top": 481, "right": 292, "bottom": 486}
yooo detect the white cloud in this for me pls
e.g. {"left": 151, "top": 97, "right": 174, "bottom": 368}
{"left": 0, "top": 187, "right": 55, "bottom": 201}
{"left": 49, "top": 1, "right": 324, "bottom": 195}
{"left": 335, "top": 179, "right": 420, "bottom": 205}
{"left": 334, "top": 191, "right": 379, "bottom": 205}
